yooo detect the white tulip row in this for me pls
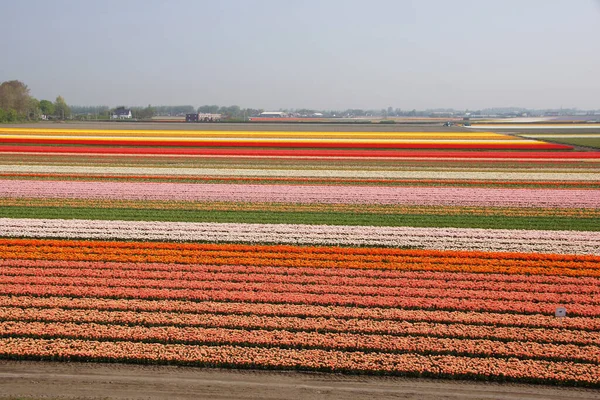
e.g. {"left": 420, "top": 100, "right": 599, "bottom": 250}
{"left": 0, "top": 165, "right": 598, "bottom": 181}
{"left": 1, "top": 218, "right": 599, "bottom": 255}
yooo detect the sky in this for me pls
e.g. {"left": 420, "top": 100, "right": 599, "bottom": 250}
{"left": 2, "top": 0, "right": 599, "bottom": 110}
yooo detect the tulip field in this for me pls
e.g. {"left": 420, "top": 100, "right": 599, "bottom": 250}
{"left": 0, "top": 126, "right": 599, "bottom": 387}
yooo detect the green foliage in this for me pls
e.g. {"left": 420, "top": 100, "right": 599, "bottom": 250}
{"left": 0, "top": 80, "right": 38, "bottom": 122}
{"left": 54, "top": 95, "right": 71, "bottom": 119}
{"left": 0, "top": 206, "right": 597, "bottom": 231}
{"left": 39, "top": 100, "right": 55, "bottom": 116}
{"left": 132, "top": 105, "right": 156, "bottom": 120}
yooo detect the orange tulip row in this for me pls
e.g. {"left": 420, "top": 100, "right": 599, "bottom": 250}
{"left": 1, "top": 338, "right": 598, "bottom": 386}
{"left": 2, "top": 320, "right": 597, "bottom": 363}
{"left": 1, "top": 295, "right": 596, "bottom": 331}
{"left": 1, "top": 306, "right": 597, "bottom": 346}
{"left": 0, "top": 239, "right": 598, "bottom": 277}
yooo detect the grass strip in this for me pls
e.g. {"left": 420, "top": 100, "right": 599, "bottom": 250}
{"left": 0, "top": 206, "right": 597, "bottom": 231}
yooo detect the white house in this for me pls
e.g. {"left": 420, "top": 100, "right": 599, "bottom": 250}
{"left": 259, "top": 111, "right": 288, "bottom": 118}
{"left": 112, "top": 107, "right": 132, "bottom": 119}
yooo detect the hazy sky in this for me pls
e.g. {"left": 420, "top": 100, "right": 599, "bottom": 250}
{"left": 2, "top": 0, "right": 599, "bottom": 110}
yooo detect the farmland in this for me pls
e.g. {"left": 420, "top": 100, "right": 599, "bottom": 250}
{"left": 0, "top": 123, "right": 599, "bottom": 391}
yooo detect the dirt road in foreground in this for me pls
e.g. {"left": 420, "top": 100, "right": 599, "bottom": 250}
{"left": 0, "top": 361, "right": 598, "bottom": 400}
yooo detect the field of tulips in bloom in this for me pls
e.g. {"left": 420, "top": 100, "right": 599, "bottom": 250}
{"left": 0, "top": 125, "right": 599, "bottom": 387}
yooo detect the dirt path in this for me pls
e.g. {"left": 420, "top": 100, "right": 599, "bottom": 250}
{"left": 0, "top": 361, "right": 598, "bottom": 400}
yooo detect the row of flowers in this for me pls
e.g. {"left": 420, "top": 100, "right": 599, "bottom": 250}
{"left": 3, "top": 179, "right": 600, "bottom": 208}
{"left": 1, "top": 218, "right": 598, "bottom": 255}
{"left": 1, "top": 245, "right": 598, "bottom": 278}
{"left": 0, "top": 127, "right": 516, "bottom": 138}
{"left": 2, "top": 238, "right": 598, "bottom": 262}
{"left": 4, "top": 265, "right": 597, "bottom": 295}
{"left": 3, "top": 259, "right": 598, "bottom": 287}
{"left": 2, "top": 306, "right": 597, "bottom": 346}
{"left": 2, "top": 197, "right": 598, "bottom": 218}
{"left": 4, "top": 274, "right": 595, "bottom": 306}
{"left": 3, "top": 283, "right": 597, "bottom": 317}
{"left": 1, "top": 321, "right": 597, "bottom": 363}
{"left": 4, "top": 164, "right": 597, "bottom": 182}
{"left": 2, "top": 295, "right": 597, "bottom": 331}
{"left": 1, "top": 338, "right": 598, "bottom": 386}
{"left": 3, "top": 145, "right": 600, "bottom": 159}
{"left": 0, "top": 137, "right": 574, "bottom": 151}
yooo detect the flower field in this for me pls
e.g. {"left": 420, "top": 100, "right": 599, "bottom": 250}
{"left": 0, "top": 126, "right": 598, "bottom": 386}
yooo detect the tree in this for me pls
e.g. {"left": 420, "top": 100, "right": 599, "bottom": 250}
{"left": 27, "top": 97, "right": 40, "bottom": 120}
{"left": 54, "top": 95, "right": 71, "bottom": 119}
{"left": 0, "top": 80, "right": 31, "bottom": 115}
{"left": 39, "top": 100, "right": 55, "bottom": 116}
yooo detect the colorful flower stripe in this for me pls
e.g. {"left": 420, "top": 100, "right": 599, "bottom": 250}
{"left": 2, "top": 145, "right": 599, "bottom": 159}
{"left": 5, "top": 265, "right": 598, "bottom": 295}
{"left": 1, "top": 197, "right": 598, "bottom": 218}
{"left": 1, "top": 338, "right": 598, "bottom": 386}
{"left": 3, "top": 259, "right": 598, "bottom": 288}
{"left": 3, "top": 306, "right": 597, "bottom": 346}
{"left": 4, "top": 274, "right": 595, "bottom": 308}
{"left": 1, "top": 239, "right": 598, "bottom": 274}
{"left": 2, "top": 321, "right": 597, "bottom": 364}
{"left": 0, "top": 138, "right": 572, "bottom": 150}
{"left": 3, "top": 180, "right": 599, "bottom": 208}
{"left": 3, "top": 283, "right": 597, "bottom": 317}
{"left": 2, "top": 295, "right": 596, "bottom": 331}
{"left": 2, "top": 173, "right": 600, "bottom": 189}
{"left": 1, "top": 165, "right": 598, "bottom": 181}
{"left": 3, "top": 153, "right": 598, "bottom": 170}
{"left": 0, "top": 128, "right": 531, "bottom": 139}
{"left": 2, "top": 219, "right": 598, "bottom": 255}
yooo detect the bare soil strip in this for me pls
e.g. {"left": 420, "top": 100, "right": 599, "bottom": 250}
{"left": 0, "top": 361, "right": 599, "bottom": 400}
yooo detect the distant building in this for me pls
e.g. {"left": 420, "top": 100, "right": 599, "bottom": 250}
{"left": 259, "top": 111, "right": 287, "bottom": 118}
{"left": 185, "top": 113, "right": 221, "bottom": 122}
{"left": 112, "top": 107, "right": 132, "bottom": 119}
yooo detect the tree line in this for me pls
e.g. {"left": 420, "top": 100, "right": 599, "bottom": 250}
{"left": 0, "top": 80, "right": 70, "bottom": 123}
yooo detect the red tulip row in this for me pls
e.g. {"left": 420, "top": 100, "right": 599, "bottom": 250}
{"left": 3, "top": 275, "right": 594, "bottom": 307}
{"left": 2, "top": 295, "right": 595, "bottom": 331}
{"left": 2, "top": 283, "right": 598, "bottom": 317}
{"left": 3, "top": 145, "right": 599, "bottom": 159}
{"left": 2, "top": 321, "right": 598, "bottom": 364}
{"left": 0, "top": 137, "right": 573, "bottom": 150}
{"left": 3, "top": 265, "right": 598, "bottom": 295}
{"left": 1, "top": 338, "right": 598, "bottom": 386}
{"left": 2, "top": 306, "right": 596, "bottom": 346}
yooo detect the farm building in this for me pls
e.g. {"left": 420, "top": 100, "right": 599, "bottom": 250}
{"left": 111, "top": 107, "right": 132, "bottom": 119}
{"left": 185, "top": 113, "right": 222, "bottom": 122}
{"left": 259, "top": 111, "right": 288, "bottom": 118}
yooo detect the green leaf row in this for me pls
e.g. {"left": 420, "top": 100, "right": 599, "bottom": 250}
{"left": 0, "top": 206, "right": 598, "bottom": 231}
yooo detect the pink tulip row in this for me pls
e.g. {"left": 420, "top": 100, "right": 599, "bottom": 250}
{"left": 3, "top": 180, "right": 599, "bottom": 208}
{"left": 1, "top": 338, "right": 598, "bottom": 385}
{"left": 3, "top": 274, "right": 596, "bottom": 306}
{"left": 3, "top": 283, "right": 598, "bottom": 317}
{"left": 3, "top": 266, "right": 598, "bottom": 295}
{"left": 3, "top": 259, "right": 597, "bottom": 287}
{"left": 2, "top": 321, "right": 598, "bottom": 364}
{"left": 2, "top": 295, "right": 596, "bottom": 331}
{"left": 2, "top": 218, "right": 599, "bottom": 255}
{"left": 1, "top": 306, "right": 596, "bottom": 346}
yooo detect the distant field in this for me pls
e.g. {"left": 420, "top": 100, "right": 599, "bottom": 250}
{"left": 517, "top": 134, "right": 600, "bottom": 149}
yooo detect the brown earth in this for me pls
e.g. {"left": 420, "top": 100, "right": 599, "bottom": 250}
{"left": 0, "top": 361, "right": 598, "bottom": 400}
